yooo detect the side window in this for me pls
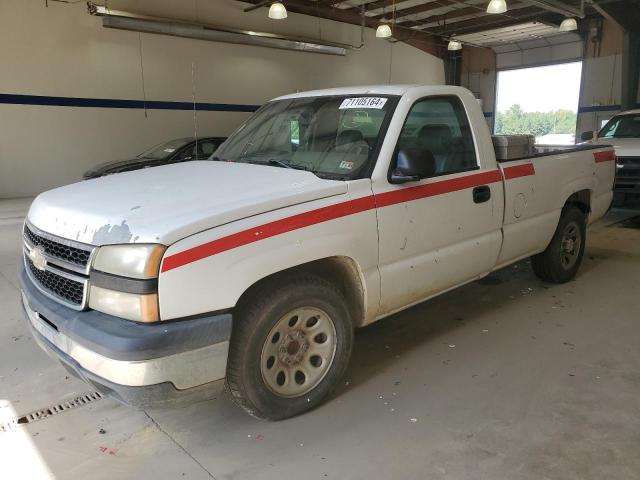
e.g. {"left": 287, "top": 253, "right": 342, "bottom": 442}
{"left": 398, "top": 96, "right": 477, "bottom": 176}
{"left": 175, "top": 144, "right": 196, "bottom": 161}
{"left": 198, "top": 141, "right": 217, "bottom": 158}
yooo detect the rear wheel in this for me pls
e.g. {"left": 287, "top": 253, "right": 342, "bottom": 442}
{"left": 226, "top": 275, "right": 353, "bottom": 420}
{"left": 531, "top": 205, "right": 586, "bottom": 283}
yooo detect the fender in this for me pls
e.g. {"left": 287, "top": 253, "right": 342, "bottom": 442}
{"left": 158, "top": 190, "right": 380, "bottom": 321}
{"left": 558, "top": 180, "right": 594, "bottom": 213}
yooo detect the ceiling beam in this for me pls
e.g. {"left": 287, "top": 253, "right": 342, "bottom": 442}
{"left": 524, "top": 0, "right": 584, "bottom": 17}
{"left": 371, "top": 0, "right": 456, "bottom": 20}
{"left": 334, "top": 0, "right": 423, "bottom": 19}
{"left": 399, "top": 3, "right": 536, "bottom": 28}
{"left": 424, "top": 7, "right": 554, "bottom": 35}
{"left": 398, "top": 7, "right": 478, "bottom": 29}
{"left": 588, "top": 0, "right": 640, "bottom": 31}
{"left": 239, "top": 0, "right": 444, "bottom": 55}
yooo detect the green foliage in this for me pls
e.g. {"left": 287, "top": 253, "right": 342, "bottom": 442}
{"left": 495, "top": 104, "right": 577, "bottom": 137}
{"left": 290, "top": 120, "right": 300, "bottom": 143}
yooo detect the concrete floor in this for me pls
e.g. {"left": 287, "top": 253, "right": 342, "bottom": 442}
{"left": 1, "top": 198, "right": 639, "bottom": 480}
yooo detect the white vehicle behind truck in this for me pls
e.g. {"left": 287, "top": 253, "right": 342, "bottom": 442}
{"left": 20, "top": 85, "right": 615, "bottom": 419}
{"left": 581, "top": 109, "right": 640, "bottom": 205}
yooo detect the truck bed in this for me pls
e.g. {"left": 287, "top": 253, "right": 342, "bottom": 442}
{"left": 496, "top": 143, "right": 613, "bottom": 163}
{"left": 493, "top": 143, "right": 615, "bottom": 270}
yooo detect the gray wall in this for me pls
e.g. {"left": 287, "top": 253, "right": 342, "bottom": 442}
{"left": 0, "top": 0, "right": 445, "bottom": 198}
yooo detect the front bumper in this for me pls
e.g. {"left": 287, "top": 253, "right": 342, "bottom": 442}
{"left": 19, "top": 262, "right": 232, "bottom": 408}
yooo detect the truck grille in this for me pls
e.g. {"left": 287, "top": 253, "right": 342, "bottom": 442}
{"left": 23, "top": 222, "right": 94, "bottom": 310}
{"left": 618, "top": 156, "right": 640, "bottom": 164}
{"left": 617, "top": 157, "right": 640, "bottom": 175}
{"left": 24, "top": 224, "right": 92, "bottom": 268}
{"left": 615, "top": 157, "right": 640, "bottom": 189}
{"left": 26, "top": 257, "right": 85, "bottom": 306}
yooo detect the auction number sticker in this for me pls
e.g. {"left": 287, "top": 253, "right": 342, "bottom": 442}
{"left": 339, "top": 97, "right": 387, "bottom": 109}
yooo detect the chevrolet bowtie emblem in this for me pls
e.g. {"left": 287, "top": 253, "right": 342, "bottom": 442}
{"left": 29, "top": 246, "right": 47, "bottom": 271}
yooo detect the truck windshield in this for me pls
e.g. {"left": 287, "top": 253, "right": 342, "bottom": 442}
{"left": 213, "top": 95, "right": 398, "bottom": 180}
{"left": 599, "top": 114, "right": 640, "bottom": 139}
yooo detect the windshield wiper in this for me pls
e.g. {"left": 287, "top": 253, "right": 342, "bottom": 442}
{"left": 211, "top": 155, "right": 312, "bottom": 172}
{"left": 267, "top": 159, "right": 310, "bottom": 171}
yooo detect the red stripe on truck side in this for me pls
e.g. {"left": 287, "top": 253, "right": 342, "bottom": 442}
{"left": 374, "top": 169, "right": 503, "bottom": 208}
{"left": 161, "top": 195, "right": 377, "bottom": 272}
{"left": 502, "top": 163, "right": 535, "bottom": 179}
{"left": 594, "top": 150, "right": 616, "bottom": 163}
{"left": 161, "top": 169, "right": 504, "bottom": 272}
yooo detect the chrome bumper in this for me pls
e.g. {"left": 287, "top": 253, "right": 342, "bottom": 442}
{"left": 22, "top": 291, "right": 229, "bottom": 390}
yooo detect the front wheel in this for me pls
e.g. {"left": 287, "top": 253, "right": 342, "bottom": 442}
{"left": 226, "top": 275, "right": 353, "bottom": 420}
{"left": 531, "top": 205, "right": 586, "bottom": 283}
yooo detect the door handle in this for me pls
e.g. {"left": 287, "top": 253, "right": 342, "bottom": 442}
{"left": 473, "top": 185, "right": 491, "bottom": 203}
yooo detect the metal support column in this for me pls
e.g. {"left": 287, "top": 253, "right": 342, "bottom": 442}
{"left": 621, "top": 30, "right": 640, "bottom": 110}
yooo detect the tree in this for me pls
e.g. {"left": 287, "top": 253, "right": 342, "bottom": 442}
{"left": 495, "top": 104, "right": 577, "bottom": 138}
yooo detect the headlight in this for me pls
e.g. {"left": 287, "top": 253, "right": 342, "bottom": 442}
{"left": 89, "top": 286, "right": 159, "bottom": 323}
{"left": 90, "top": 244, "right": 166, "bottom": 322}
{"left": 92, "top": 244, "right": 166, "bottom": 279}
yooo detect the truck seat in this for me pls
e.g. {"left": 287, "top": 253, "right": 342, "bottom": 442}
{"left": 417, "top": 124, "right": 452, "bottom": 172}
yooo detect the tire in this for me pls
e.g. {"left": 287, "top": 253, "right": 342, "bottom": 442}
{"left": 225, "top": 274, "right": 353, "bottom": 420}
{"left": 531, "top": 205, "right": 586, "bottom": 283}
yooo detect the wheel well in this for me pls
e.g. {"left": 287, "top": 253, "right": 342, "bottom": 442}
{"left": 235, "top": 256, "right": 366, "bottom": 327}
{"left": 565, "top": 189, "right": 591, "bottom": 215}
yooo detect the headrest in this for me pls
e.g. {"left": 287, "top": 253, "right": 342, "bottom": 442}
{"left": 336, "top": 129, "right": 364, "bottom": 147}
{"left": 418, "top": 124, "right": 452, "bottom": 140}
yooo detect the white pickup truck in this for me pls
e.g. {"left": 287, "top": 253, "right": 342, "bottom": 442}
{"left": 20, "top": 85, "right": 615, "bottom": 420}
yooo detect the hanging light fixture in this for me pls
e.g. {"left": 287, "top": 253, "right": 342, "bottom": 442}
{"left": 447, "top": 38, "right": 462, "bottom": 50}
{"left": 268, "top": 2, "right": 287, "bottom": 20}
{"left": 559, "top": 17, "right": 578, "bottom": 31}
{"left": 486, "top": 0, "right": 507, "bottom": 14}
{"left": 376, "top": 23, "right": 392, "bottom": 38}
{"left": 376, "top": 0, "right": 396, "bottom": 39}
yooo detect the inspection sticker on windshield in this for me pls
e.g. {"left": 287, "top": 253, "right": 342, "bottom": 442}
{"left": 339, "top": 161, "right": 354, "bottom": 170}
{"left": 339, "top": 97, "right": 387, "bottom": 109}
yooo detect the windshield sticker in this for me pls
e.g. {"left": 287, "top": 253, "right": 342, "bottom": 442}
{"left": 339, "top": 161, "right": 354, "bottom": 170}
{"left": 339, "top": 97, "right": 387, "bottom": 110}
{"left": 163, "top": 148, "right": 176, "bottom": 153}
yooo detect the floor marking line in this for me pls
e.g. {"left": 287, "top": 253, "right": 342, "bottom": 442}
{"left": 144, "top": 411, "right": 218, "bottom": 480}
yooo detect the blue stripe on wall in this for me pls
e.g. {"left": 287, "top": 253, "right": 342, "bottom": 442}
{"left": 578, "top": 105, "right": 621, "bottom": 113}
{"left": 0, "top": 93, "right": 260, "bottom": 113}
{"left": 577, "top": 104, "right": 640, "bottom": 113}
{"left": 2, "top": 94, "right": 635, "bottom": 116}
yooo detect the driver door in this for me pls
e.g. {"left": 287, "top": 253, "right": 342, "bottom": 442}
{"left": 373, "top": 96, "right": 504, "bottom": 314}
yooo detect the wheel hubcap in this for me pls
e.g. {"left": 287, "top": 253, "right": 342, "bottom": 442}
{"left": 279, "top": 331, "right": 309, "bottom": 365}
{"left": 261, "top": 307, "right": 337, "bottom": 398}
{"left": 560, "top": 221, "right": 581, "bottom": 270}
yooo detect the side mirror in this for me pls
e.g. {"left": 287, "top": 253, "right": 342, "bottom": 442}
{"left": 390, "top": 148, "right": 436, "bottom": 184}
{"left": 580, "top": 131, "right": 594, "bottom": 142}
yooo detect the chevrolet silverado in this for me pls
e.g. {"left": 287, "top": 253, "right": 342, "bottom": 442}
{"left": 20, "top": 85, "right": 615, "bottom": 419}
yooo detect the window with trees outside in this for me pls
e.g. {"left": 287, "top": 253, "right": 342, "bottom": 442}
{"left": 494, "top": 62, "right": 583, "bottom": 145}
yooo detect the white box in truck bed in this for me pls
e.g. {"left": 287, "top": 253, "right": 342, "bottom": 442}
{"left": 492, "top": 134, "right": 536, "bottom": 160}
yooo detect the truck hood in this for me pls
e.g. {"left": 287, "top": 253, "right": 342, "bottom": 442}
{"left": 28, "top": 161, "right": 347, "bottom": 246}
{"left": 592, "top": 138, "right": 640, "bottom": 157}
